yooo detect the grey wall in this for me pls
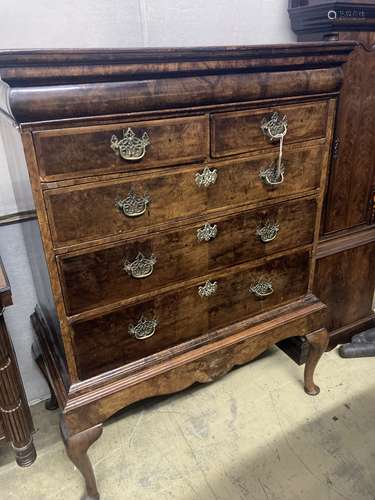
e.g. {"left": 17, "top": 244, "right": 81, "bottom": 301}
{"left": 0, "top": 0, "right": 295, "bottom": 48}
{"left": 0, "top": 0, "right": 295, "bottom": 403}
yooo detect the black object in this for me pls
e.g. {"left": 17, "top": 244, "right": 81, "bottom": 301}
{"left": 339, "top": 329, "right": 375, "bottom": 358}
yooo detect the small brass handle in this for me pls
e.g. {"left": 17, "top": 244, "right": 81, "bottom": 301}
{"left": 116, "top": 190, "right": 150, "bottom": 217}
{"left": 256, "top": 221, "right": 280, "bottom": 243}
{"left": 129, "top": 315, "right": 158, "bottom": 340}
{"left": 198, "top": 280, "right": 218, "bottom": 298}
{"left": 111, "top": 127, "right": 150, "bottom": 161}
{"left": 123, "top": 252, "right": 157, "bottom": 279}
{"left": 249, "top": 280, "right": 274, "bottom": 298}
{"left": 195, "top": 166, "right": 218, "bottom": 188}
{"left": 197, "top": 223, "right": 218, "bottom": 242}
{"left": 261, "top": 112, "right": 288, "bottom": 142}
{"left": 261, "top": 112, "right": 287, "bottom": 188}
{"left": 260, "top": 161, "right": 285, "bottom": 187}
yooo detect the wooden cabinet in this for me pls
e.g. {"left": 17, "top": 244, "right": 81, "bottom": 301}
{"left": 0, "top": 257, "right": 36, "bottom": 467}
{"left": 288, "top": 1, "right": 375, "bottom": 350}
{"left": 0, "top": 44, "right": 353, "bottom": 499}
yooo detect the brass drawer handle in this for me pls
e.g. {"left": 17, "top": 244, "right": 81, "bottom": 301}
{"left": 111, "top": 127, "right": 150, "bottom": 161}
{"left": 116, "top": 190, "right": 150, "bottom": 217}
{"left": 261, "top": 112, "right": 288, "bottom": 142}
{"left": 261, "top": 112, "right": 288, "bottom": 188}
{"left": 198, "top": 280, "right": 218, "bottom": 298}
{"left": 256, "top": 221, "right": 280, "bottom": 243}
{"left": 123, "top": 252, "right": 157, "bottom": 279}
{"left": 195, "top": 166, "right": 218, "bottom": 188}
{"left": 129, "top": 315, "right": 158, "bottom": 340}
{"left": 249, "top": 279, "right": 274, "bottom": 298}
{"left": 197, "top": 223, "right": 218, "bottom": 242}
{"left": 260, "top": 160, "right": 285, "bottom": 187}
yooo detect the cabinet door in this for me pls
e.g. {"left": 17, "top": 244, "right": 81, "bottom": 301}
{"left": 323, "top": 42, "right": 375, "bottom": 234}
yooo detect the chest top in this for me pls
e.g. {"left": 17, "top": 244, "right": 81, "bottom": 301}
{"left": 0, "top": 43, "right": 355, "bottom": 125}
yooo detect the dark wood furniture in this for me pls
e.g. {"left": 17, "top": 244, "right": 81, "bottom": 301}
{"left": 288, "top": 1, "right": 375, "bottom": 352}
{"left": 0, "top": 256, "right": 36, "bottom": 467}
{"left": 0, "top": 44, "right": 354, "bottom": 498}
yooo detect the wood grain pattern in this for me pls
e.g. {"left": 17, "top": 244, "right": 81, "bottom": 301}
{"left": 58, "top": 198, "right": 316, "bottom": 315}
{"left": 45, "top": 145, "right": 324, "bottom": 248}
{"left": 8, "top": 68, "right": 344, "bottom": 124}
{"left": 0, "top": 43, "right": 354, "bottom": 86}
{"left": 0, "top": 45, "right": 351, "bottom": 499}
{"left": 72, "top": 250, "right": 310, "bottom": 379}
{"left": 211, "top": 100, "right": 329, "bottom": 157}
{"left": 288, "top": 1, "right": 375, "bottom": 351}
{"left": 64, "top": 295, "right": 327, "bottom": 434}
{"left": 323, "top": 41, "right": 375, "bottom": 233}
{"left": 34, "top": 115, "right": 209, "bottom": 181}
{"left": 314, "top": 241, "right": 375, "bottom": 332}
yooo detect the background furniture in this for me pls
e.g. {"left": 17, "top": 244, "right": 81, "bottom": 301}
{"left": 0, "top": 256, "right": 36, "bottom": 467}
{"left": 287, "top": 1, "right": 375, "bottom": 353}
{"left": 0, "top": 43, "right": 353, "bottom": 498}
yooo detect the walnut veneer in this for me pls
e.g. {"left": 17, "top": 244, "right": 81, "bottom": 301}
{"left": 0, "top": 44, "right": 354, "bottom": 498}
{"left": 288, "top": 1, "right": 375, "bottom": 353}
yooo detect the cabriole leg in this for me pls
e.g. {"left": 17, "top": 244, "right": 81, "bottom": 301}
{"left": 60, "top": 418, "right": 103, "bottom": 500}
{"left": 304, "top": 328, "right": 329, "bottom": 396}
{"left": 32, "top": 341, "right": 58, "bottom": 411}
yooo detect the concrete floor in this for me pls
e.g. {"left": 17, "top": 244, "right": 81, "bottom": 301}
{"left": 1, "top": 346, "right": 374, "bottom": 500}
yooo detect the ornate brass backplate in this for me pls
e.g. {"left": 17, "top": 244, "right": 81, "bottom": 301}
{"left": 111, "top": 127, "right": 150, "bottom": 161}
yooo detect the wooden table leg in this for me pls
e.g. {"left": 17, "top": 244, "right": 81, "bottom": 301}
{"left": 304, "top": 328, "right": 329, "bottom": 396}
{"left": 32, "top": 341, "right": 59, "bottom": 411}
{"left": 60, "top": 418, "right": 103, "bottom": 500}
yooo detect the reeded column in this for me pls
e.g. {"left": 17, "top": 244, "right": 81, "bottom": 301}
{"left": 0, "top": 314, "right": 36, "bottom": 466}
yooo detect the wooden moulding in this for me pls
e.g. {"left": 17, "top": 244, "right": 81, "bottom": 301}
{"left": 29, "top": 294, "right": 327, "bottom": 433}
{"left": 0, "top": 44, "right": 354, "bottom": 124}
{"left": 32, "top": 296, "right": 326, "bottom": 416}
{"left": 0, "top": 43, "right": 355, "bottom": 84}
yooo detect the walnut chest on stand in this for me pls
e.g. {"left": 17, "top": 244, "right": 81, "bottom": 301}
{"left": 0, "top": 43, "right": 354, "bottom": 499}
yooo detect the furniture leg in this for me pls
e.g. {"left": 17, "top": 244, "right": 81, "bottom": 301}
{"left": 304, "top": 328, "right": 329, "bottom": 396}
{"left": 0, "top": 315, "right": 36, "bottom": 467}
{"left": 32, "top": 341, "right": 59, "bottom": 410}
{"left": 12, "top": 438, "right": 37, "bottom": 468}
{"left": 60, "top": 418, "right": 103, "bottom": 500}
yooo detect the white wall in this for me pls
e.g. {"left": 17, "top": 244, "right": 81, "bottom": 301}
{"left": 0, "top": 0, "right": 295, "bottom": 403}
{"left": 0, "top": 0, "right": 295, "bottom": 48}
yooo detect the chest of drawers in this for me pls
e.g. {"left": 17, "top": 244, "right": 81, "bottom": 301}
{"left": 0, "top": 43, "right": 354, "bottom": 499}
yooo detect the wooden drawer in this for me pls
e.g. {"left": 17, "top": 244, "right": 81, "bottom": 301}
{"left": 59, "top": 197, "right": 316, "bottom": 315}
{"left": 33, "top": 115, "right": 209, "bottom": 181}
{"left": 45, "top": 145, "right": 323, "bottom": 248}
{"left": 211, "top": 100, "right": 329, "bottom": 158}
{"left": 72, "top": 250, "right": 310, "bottom": 380}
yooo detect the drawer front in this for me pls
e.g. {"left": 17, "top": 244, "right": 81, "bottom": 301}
{"left": 34, "top": 115, "right": 209, "bottom": 180}
{"left": 45, "top": 145, "right": 323, "bottom": 248}
{"left": 211, "top": 100, "right": 329, "bottom": 158}
{"left": 73, "top": 250, "right": 310, "bottom": 380}
{"left": 60, "top": 198, "right": 316, "bottom": 315}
